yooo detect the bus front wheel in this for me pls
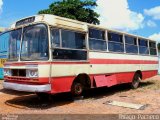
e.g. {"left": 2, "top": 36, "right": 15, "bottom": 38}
{"left": 71, "top": 82, "right": 83, "bottom": 96}
{"left": 131, "top": 73, "right": 141, "bottom": 89}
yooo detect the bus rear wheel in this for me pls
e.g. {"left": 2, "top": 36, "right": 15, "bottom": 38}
{"left": 131, "top": 73, "right": 141, "bottom": 89}
{"left": 71, "top": 82, "right": 83, "bottom": 96}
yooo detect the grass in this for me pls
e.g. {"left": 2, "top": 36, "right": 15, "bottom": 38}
{"left": 139, "top": 80, "right": 160, "bottom": 91}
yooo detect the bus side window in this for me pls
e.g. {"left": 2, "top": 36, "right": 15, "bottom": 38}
{"left": 138, "top": 39, "right": 149, "bottom": 55}
{"left": 108, "top": 32, "right": 124, "bottom": 52}
{"left": 61, "top": 30, "right": 86, "bottom": 49}
{"left": 125, "top": 35, "right": 138, "bottom": 54}
{"left": 50, "top": 28, "right": 60, "bottom": 48}
{"left": 52, "top": 28, "right": 87, "bottom": 60}
{"left": 88, "top": 28, "right": 106, "bottom": 51}
{"left": 149, "top": 41, "right": 157, "bottom": 55}
{"left": 53, "top": 49, "right": 87, "bottom": 60}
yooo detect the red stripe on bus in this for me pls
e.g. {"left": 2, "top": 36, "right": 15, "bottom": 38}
{"left": 5, "top": 59, "right": 158, "bottom": 66}
{"left": 89, "top": 59, "right": 158, "bottom": 64}
{"left": 50, "top": 59, "right": 158, "bottom": 64}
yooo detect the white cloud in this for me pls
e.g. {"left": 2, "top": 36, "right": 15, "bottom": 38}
{"left": 95, "top": 0, "right": 144, "bottom": 31}
{"left": 149, "top": 32, "right": 160, "bottom": 42}
{"left": 146, "top": 20, "right": 157, "bottom": 27}
{"left": 0, "top": 0, "right": 3, "bottom": 14}
{"left": 144, "top": 6, "right": 160, "bottom": 20}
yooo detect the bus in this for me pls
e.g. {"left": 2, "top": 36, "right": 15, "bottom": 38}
{"left": 2, "top": 14, "right": 158, "bottom": 97}
{"left": 0, "top": 31, "right": 8, "bottom": 79}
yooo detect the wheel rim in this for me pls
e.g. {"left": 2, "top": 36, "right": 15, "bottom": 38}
{"left": 74, "top": 83, "right": 83, "bottom": 95}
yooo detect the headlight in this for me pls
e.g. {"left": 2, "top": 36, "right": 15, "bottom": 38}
{"left": 4, "top": 69, "right": 11, "bottom": 76}
{"left": 26, "top": 69, "right": 38, "bottom": 78}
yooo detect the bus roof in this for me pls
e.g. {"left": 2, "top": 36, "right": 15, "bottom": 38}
{"left": 10, "top": 14, "right": 156, "bottom": 42}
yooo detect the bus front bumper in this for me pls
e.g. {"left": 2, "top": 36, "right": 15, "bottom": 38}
{"left": 3, "top": 82, "right": 51, "bottom": 92}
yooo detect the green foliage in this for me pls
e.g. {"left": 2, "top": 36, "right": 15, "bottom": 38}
{"left": 38, "top": 0, "right": 100, "bottom": 24}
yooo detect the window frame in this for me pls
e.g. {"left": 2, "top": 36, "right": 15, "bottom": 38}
{"left": 88, "top": 28, "right": 107, "bottom": 52}
{"left": 20, "top": 23, "right": 49, "bottom": 61}
{"left": 125, "top": 35, "right": 137, "bottom": 46}
{"left": 108, "top": 31, "right": 123, "bottom": 43}
{"left": 89, "top": 28, "right": 105, "bottom": 40}
{"left": 61, "top": 29, "right": 86, "bottom": 50}
{"left": 8, "top": 28, "right": 23, "bottom": 61}
{"left": 138, "top": 38, "right": 148, "bottom": 47}
{"left": 50, "top": 27, "right": 88, "bottom": 61}
{"left": 149, "top": 40, "right": 157, "bottom": 56}
{"left": 50, "top": 28, "right": 61, "bottom": 48}
{"left": 107, "top": 31, "right": 124, "bottom": 53}
{"left": 149, "top": 41, "right": 156, "bottom": 48}
{"left": 124, "top": 35, "right": 138, "bottom": 54}
{"left": 138, "top": 38, "right": 149, "bottom": 55}
{"left": 50, "top": 27, "right": 87, "bottom": 50}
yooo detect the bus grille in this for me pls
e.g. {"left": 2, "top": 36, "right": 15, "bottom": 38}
{"left": 11, "top": 69, "right": 26, "bottom": 77}
{"left": 5, "top": 76, "right": 30, "bottom": 81}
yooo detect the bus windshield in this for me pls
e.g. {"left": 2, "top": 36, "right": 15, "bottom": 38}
{"left": 8, "top": 29, "right": 22, "bottom": 61}
{"left": 21, "top": 24, "right": 49, "bottom": 61}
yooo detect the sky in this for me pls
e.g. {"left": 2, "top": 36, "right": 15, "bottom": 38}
{"left": 0, "top": 0, "right": 160, "bottom": 42}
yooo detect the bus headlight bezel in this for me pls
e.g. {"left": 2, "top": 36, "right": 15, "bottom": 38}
{"left": 26, "top": 69, "right": 38, "bottom": 78}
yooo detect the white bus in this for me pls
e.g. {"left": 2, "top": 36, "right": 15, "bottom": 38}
{"left": 2, "top": 14, "right": 158, "bottom": 97}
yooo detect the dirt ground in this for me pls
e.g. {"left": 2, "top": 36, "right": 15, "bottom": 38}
{"left": 0, "top": 75, "right": 160, "bottom": 114}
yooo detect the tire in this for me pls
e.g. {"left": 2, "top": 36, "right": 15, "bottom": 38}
{"left": 71, "top": 82, "right": 83, "bottom": 96}
{"left": 131, "top": 73, "right": 141, "bottom": 89}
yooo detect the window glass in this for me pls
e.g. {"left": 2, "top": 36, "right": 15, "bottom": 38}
{"left": 51, "top": 28, "right": 60, "bottom": 47}
{"left": 126, "top": 45, "right": 138, "bottom": 54}
{"left": 51, "top": 29, "right": 87, "bottom": 60}
{"left": 89, "top": 28, "right": 106, "bottom": 51}
{"left": 125, "top": 36, "right": 137, "bottom": 45}
{"left": 62, "top": 30, "right": 86, "bottom": 49}
{"left": 108, "top": 42, "right": 124, "bottom": 52}
{"left": 108, "top": 32, "right": 123, "bottom": 43}
{"left": 139, "top": 39, "right": 148, "bottom": 46}
{"left": 21, "top": 24, "right": 48, "bottom": 61}
{"left": 139, "top": 46, "right": 149, "bottom": 55}
{"left": 89, "top": 28, "right": 105, "bottom": 39}
{"left": 150, "top": 48, "right": 157, "bottom": 55}
{"left": 9, "top": 29, "right": 22, "bottom": 61}
{"left": 149, "top": 41, "right": 157, "bottom": 55}
{"left": 89, "top": 38, "right": 107, "bottom": 51}
{"left": 53, "top": 49, "right": 87, "bottom": 60}
{"left": 125, "top": 35, "right": 138, "bottom": 54}
{"left": 149, "top": 41, "right": 156, "bottom": 48}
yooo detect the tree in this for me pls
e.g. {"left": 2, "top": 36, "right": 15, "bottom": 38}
{"left": 38, "top": 0, "right": 100, "bottom": 25}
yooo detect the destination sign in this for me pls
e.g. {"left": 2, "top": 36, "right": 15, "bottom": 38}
{"left": 15, "top": 16, "right": 35, "bottom": 27}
